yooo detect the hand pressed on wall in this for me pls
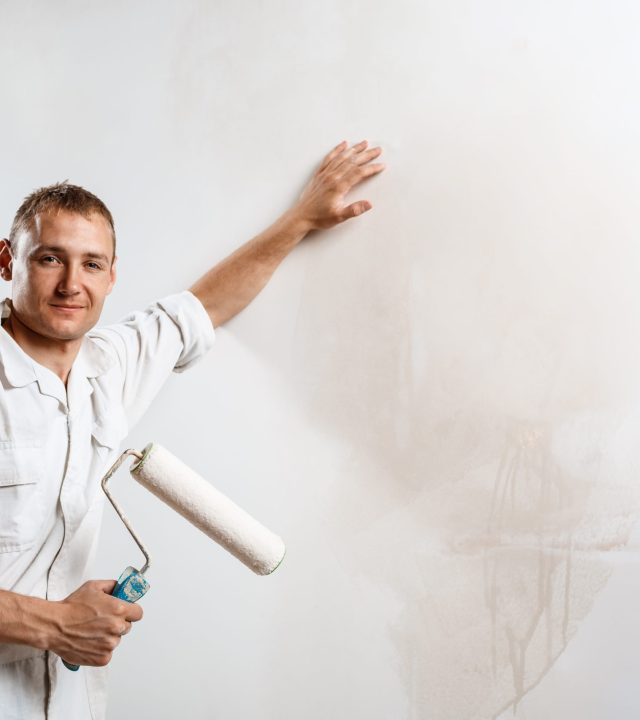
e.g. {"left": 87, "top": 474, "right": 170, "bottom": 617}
{"left": 188, "top": 138, "right": 385, "bottom": 328}
{"left": 295, "top": 140, "right": 385, "bottom": 230}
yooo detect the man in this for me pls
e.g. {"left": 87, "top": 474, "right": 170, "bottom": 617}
{"left": 0, "top": 139, "right": 384, "bottom": 719}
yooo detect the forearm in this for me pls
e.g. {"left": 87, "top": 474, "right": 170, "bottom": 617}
{"left": 189, "top": 139, "right": 384, "bottom": 326}
{"left": 189, "top": 208, "right": 311, "bottom": 327}
{"left": 0, "top": 589, "right": 56, "bottom": 650}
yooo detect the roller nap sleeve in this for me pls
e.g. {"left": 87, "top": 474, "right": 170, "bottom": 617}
{"left": 129, "top": 443, "right": 286, "bottom": 575}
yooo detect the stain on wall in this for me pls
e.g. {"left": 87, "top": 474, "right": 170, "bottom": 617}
{"left": 290, "top": 120, "right": 640, "bottom": 716}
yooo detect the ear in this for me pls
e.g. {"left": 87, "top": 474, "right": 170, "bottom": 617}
{"left": 106, "top": 254, "right": 117, "bottom": 295}
{"left": 0, "top": 239, "right": 14, "bottom": 282}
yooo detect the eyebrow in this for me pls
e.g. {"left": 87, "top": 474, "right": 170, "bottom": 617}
{"left": 30, "top": 245, "right": 111, "bottom": 264}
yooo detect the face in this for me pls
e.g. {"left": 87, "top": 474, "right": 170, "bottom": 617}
{"left": 0, "top": 210, "right": 117, "bottom": 342}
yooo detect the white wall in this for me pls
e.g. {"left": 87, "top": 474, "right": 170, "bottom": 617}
{"left": 2, "top": 1, "right": 640, "bottom": 718}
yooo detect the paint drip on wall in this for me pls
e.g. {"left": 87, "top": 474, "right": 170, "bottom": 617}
{"left": 290, "top": 155, "right": 640, "bottom": 718}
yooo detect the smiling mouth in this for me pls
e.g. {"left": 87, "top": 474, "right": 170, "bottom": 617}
{"left": 50, "top": 304, "right": 85, "bottom": 312}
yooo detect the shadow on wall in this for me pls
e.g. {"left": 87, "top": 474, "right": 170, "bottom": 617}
{"left": 281, "top": 151, "right": 640, "bottom": 718}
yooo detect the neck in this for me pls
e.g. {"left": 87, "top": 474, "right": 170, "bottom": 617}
{"left": 2, "top": 307, "right": 82, "bottom": 386}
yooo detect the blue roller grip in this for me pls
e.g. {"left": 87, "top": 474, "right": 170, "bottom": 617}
{"left": 62, "top": 567, "right": 150, "bottom": 671}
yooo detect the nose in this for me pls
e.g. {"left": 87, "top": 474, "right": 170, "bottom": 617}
{"left": 57, "top": 263, "right": 82, "bottom": 296}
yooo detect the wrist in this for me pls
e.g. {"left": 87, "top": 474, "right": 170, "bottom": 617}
{"left": 10, "top": 594, "right": 61, "bottom": 651}
{"left": 35, "top": 598, "right": 64, "bottom": 652}
{"left": 280, "top": 205, "right": 315, "bottom": 239}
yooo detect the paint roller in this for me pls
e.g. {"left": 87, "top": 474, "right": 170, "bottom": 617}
{"left": 63, "top": 441, "right": 285, "bottom": 671}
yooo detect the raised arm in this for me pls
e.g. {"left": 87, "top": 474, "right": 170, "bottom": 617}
{"left": 188, "top": 139, "right": 385, "bottom": 327}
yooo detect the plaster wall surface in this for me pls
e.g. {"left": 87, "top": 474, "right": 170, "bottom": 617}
{"left": 1, "top": 2, "right": 640, "bottom": 718}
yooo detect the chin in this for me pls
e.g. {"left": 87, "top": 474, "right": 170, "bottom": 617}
{"left": 45, "top": 320, "right": 90, "bottom": 340}
{"left": 50, "top": 329, "right": 85, "bottom": 342}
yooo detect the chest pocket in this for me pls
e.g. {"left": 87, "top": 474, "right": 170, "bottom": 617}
{"left": 0, "top": 440, "right": 44, "bottom": 552}
{"left": 91, "top": 409, "right": 129, "bottom": 469}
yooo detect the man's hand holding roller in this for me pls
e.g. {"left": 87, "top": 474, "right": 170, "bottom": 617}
{"left": 53, "top": 580, "right": 144, "bottom": 667}
{"left": 0, "top": 580, "right": 143, "bottom": 667}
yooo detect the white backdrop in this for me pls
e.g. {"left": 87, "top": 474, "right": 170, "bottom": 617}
{"left": 2, "top": 1, "right": 640, "bottom": 718}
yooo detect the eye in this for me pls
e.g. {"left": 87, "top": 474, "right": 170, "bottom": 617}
{"left": 86, "top": 262, "right": 103, "bottom": 270}
{"left": 40, "top": 256, "right": 59, "bottom": 264}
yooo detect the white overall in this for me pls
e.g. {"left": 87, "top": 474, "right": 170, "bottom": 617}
{"left": 0, "top": 291, "right": 215, "bottom": 719}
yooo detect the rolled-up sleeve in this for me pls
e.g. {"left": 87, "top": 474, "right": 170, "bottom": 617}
{"left": 89, "top": 290, "right": 215, "bottom": 427}
{"left": 155, "top": 291, "right": 216, "bottom": 373}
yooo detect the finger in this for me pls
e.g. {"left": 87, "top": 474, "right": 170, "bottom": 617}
{"left": 319, "top": 140, "right": 348, "bottom": 171}
{"left": 94, "top": 579, "right": 118, "bottom": 594}
{"left": 338, "top": 200, "right": 372, "bottom": 223}
{"left": 109, "top": 594, "right": 143, "bottom": 621}
{"left": 333, "top": 148, "right": 383, "bottom": 179}
{"left": 326, "top": 140, "right": 368, "bottom": 171}
{"left": 352, "top": 146, "right": 383, "bottom": 166}
{"left": 341, "top": 140, "right": 368, "bottom": 160}
{"left": 124, "top": 603, "right": 144, "bottom": 622}
{"left": 120, "top": 621, "right": 133, "bottom": 636}
{"left": 341, "top": 162, "right": 386, "bottom": 188}
{"left": 332, "top": 140, "right": 372, "bottom": 171}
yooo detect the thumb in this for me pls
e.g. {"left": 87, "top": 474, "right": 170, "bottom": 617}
{"left": 93, "top": 579, "right": 118, "bottom": 595}
{"left": 339, "top": 200, "right": 372, "bottom": 223}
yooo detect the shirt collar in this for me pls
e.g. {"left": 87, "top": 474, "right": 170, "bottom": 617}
{"left": 0, "top": 296, "right": 116, "bottom": 389}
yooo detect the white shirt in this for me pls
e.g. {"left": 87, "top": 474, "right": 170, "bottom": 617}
{"left": 0, "top": 290, "right": 215, "bottom": 719}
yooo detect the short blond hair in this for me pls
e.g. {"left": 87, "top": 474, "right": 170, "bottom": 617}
{"left": 9, "top": 181, "right": 116, "bottom": 262}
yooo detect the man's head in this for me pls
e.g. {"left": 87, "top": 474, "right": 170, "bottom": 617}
{"left": 0, "top": 182, "right": 118, "bottom": 343}
{"left": 7, "top": 182, "right": 116, "bottom": 261}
